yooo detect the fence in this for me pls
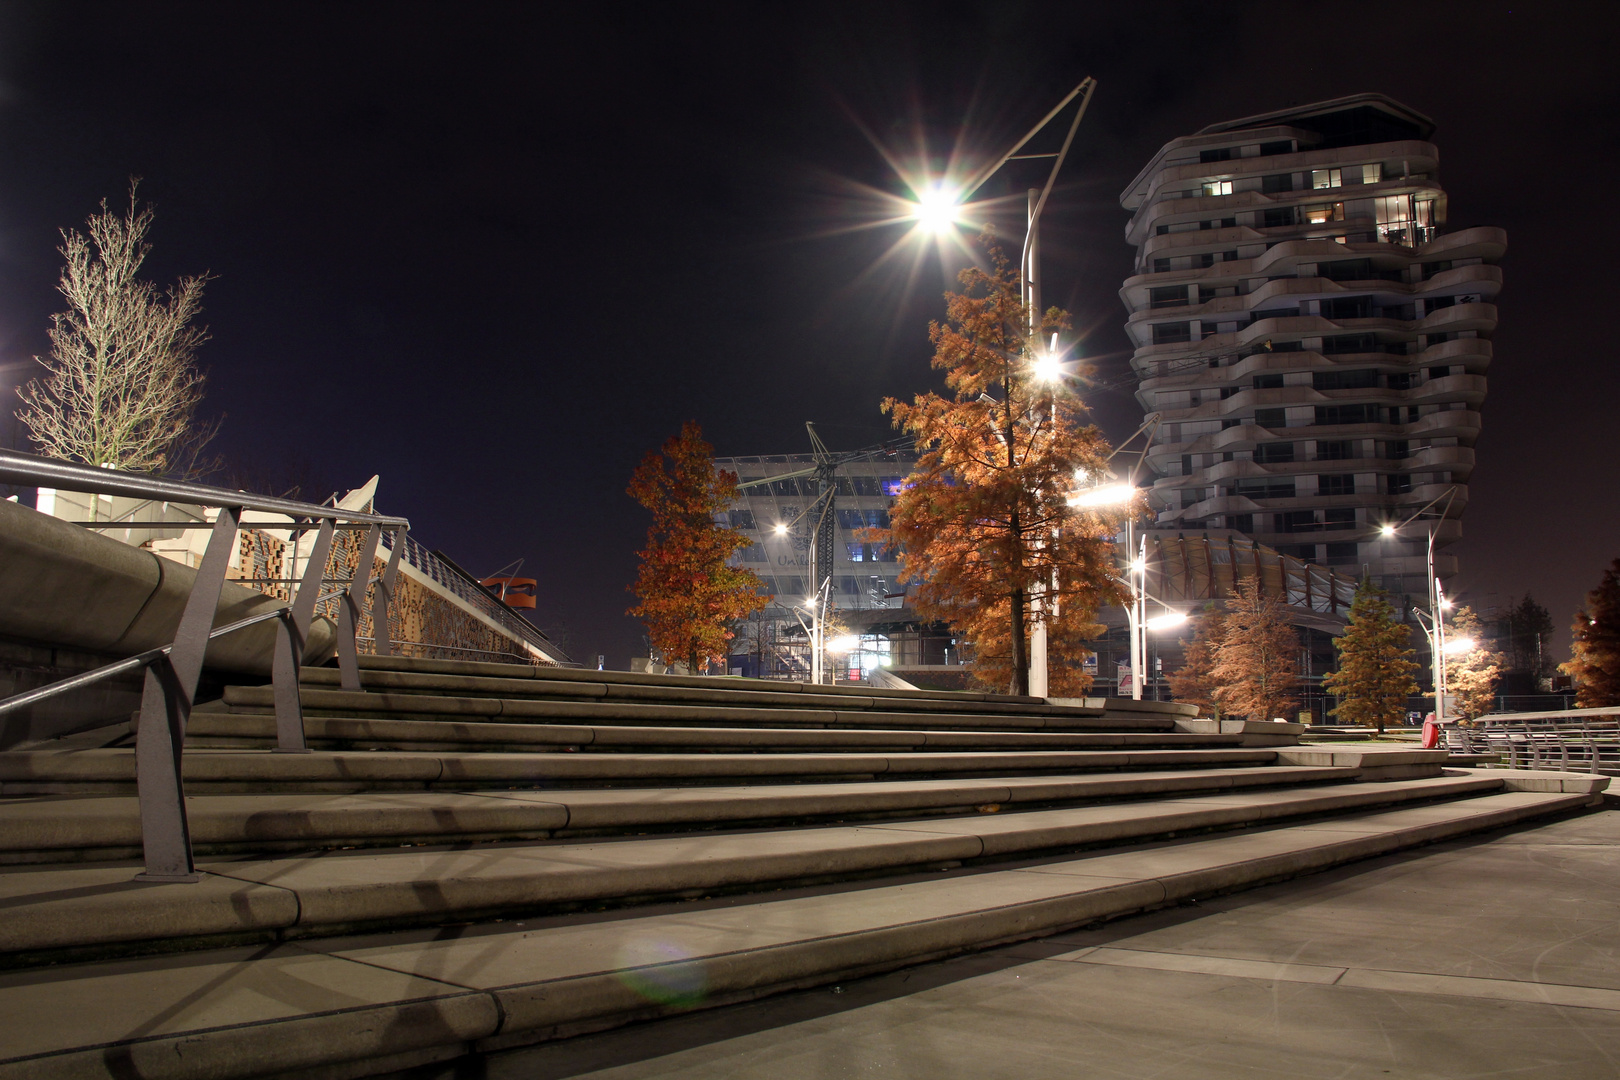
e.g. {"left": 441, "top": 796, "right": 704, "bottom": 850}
{"left": 1445, "top": 707, "right": 1620, "bottom": 775}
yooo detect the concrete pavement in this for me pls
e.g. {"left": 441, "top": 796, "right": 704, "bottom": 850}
{"left": 449, "top": 809, "right": 1620, "bottom": 1080}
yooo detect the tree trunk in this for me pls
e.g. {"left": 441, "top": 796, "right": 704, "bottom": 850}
{"left": 1009, "top": 585, "right": 1028, "bottom": 697}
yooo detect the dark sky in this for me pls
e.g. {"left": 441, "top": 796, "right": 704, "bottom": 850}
{"left": 0, "top": 2, "right": 1613, "bottom": 664}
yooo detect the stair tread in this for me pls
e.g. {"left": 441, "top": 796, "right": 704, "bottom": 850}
{"left": 350, "top": 654, "right": 1203, "bottom": 716}
{"left": 0, "top": 765, "right": 1363, "bottom": 852}
{"left": 294, "top": 667, "right": 1125, "bottom": 718}
{"left": 185, "top": 714, "right": 1226, "bottom": 752}
{"left": 0, "top": 773, "right": 1505, "bottom": 955}
{"left": 221, "top": 686, "right": 1180, "bottom": 731}
{"left": 0, "top": 746, "right": 1280, "bottom": 788}
{"left": 0, "top": 789, "right": 1584, "bottom": 1076}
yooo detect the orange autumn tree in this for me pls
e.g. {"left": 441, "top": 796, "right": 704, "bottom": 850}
{"left": 877, "top": 237, "right": 1128, "bottom": 696}
{"left": 627, "top": 421, "right": 769, "bottom": 674}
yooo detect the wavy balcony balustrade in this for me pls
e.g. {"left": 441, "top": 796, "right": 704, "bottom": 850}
{"left": 1126, "top": 139, "right": 1442, "bottom": 210}
{"left": 1118, "top": 95, "right": 1501, "bottom": 604}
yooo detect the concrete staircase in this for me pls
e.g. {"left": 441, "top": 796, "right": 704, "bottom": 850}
{"left": 0, "top": 657, "right": 1606, "bottom": 1079}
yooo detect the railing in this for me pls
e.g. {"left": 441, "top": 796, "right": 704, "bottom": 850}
{"left": 1445, "top": 707, "right": 1620, "bottom": 775}
{"left": 0, "top": 448, "right": 410, "bottom": 882}
{"left": 387, "top": 535, "right": 564, "bottom": 662}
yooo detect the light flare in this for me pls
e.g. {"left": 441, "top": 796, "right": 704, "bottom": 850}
{"left": 1145, "top": 612, "right": 1188, "bottom": 632}
{"left": 1069, "top": 483, "right": 1136, "bottom": 508}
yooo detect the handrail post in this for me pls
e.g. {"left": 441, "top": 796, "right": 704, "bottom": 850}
{"left": 134, "top": 506, "right": 240, "bottom": 882}
{"left": 272, "top": 518, "right": 335, "bottom": 752}
{"left": 337, "top": 524, "right": 381, "bottom": 691}
{"left": 373, "top": 526, "right": 406, "bottom": 657}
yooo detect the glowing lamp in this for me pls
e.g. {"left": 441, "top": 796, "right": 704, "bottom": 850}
{"left": 827, "top": 635, "right": 860, "bottom": 654}
{"left": 1443, "top": 636, "right": 1476, "bottom": 655}
{"left": 1145, "top": 612, "right": 1188, "bottom": 632}
{"left": 1069, "top": 483, "right": 1136, "bottom": 508}
{"left": 911, "top": 184, "right": 961, "bottom": 235}
{"left": 773, "top": 522, "right": 789, "bottom": 536}
{"left": 1379, "top": 524, "right": 1397, "bottom": 537}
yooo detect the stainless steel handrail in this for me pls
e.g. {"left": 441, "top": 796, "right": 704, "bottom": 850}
{"left": 0, "top": 592, "right": 348, "bottom": 719}
{"left": 0, "top": 448, "right": 407, "bottom": 526}
{"left": 0, "top": 448, "right": 409, "bottom": 881}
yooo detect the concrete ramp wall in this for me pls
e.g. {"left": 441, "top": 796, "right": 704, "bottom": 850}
{"left": 0, "top": 498, "right": 336, "bottom": 677}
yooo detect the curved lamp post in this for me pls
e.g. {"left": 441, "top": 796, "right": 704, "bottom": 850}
{"left": 1377, "top": 486, "right": 1461, "bottom": 722}
{"left": 900, "top": 77, "right": 1098, "bottom": 699}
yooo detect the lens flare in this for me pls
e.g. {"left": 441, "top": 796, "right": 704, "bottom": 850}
{"left": 615, "top": 937, "right": 709, "bottom": 1007}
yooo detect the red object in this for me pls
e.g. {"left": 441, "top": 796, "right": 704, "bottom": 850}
{"left": 480, "top": 576, "right": 537, "bottom": 609}
{"left": 1421, "top": 713, "right": 1440, "bottom": 749}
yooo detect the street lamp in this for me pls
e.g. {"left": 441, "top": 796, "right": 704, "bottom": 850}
{"left": 911, "top": 184, "right": 962, "bottom": 236}
{"left": 791, "top": 577, "right": 834, "bottom": 686}
{"left": 898, "top": 76, "right": 1098, "bottom": 700}
{"left": 1377, "top": 486, "right": 1460, "bottom": 723}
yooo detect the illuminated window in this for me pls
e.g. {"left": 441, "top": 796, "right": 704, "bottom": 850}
{"left": 1375, "top": 196, "right": 1412, "bottom": 242}
{"left": 1305, "top": 203, "right": 1345, "bottom": 225}
{"left": 1356, "top": 162, "right": 1383, "bottom": 184}
{"left": 1312, "top": 168, "right": 1342, "bottom": 189}
{"left": 1202, "top": 179, "right": 1233, "bottom": 197}
{"left": 1376, "top": 195, "right": 1435, "bottom": 244}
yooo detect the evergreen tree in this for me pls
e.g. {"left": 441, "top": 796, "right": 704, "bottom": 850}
{"left": 627, "top": 422, "right": 770, "bottom": 675}
{"left": 1444, "top": 605, "right": 1502, "bottom": 722}
{"left": 1210, "top": 576, "right": 1301, "bottom": 721}
{"left": 1504, "top": 593, "right": 1554, "bottom": 677}
{"left": 1563, "top": 559, "right": 1620, "bottom": 707}
{"left": 1166, "top": 604, "right": 1224, "bottom": 717}
{"left": 1322, "top": 581, "right": 1419, "bottom": 733}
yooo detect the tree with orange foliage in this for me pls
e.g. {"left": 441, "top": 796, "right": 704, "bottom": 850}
{"left": 1211, "top": 576, "right": 1301, "bottom": 721}
{"left": 628, "top": 422, "right": 770, "bottom": 674}
{"left": 1167, "top": 604, "right": 1225, "bottom": 717}
{"left": 877, "top": 237, "right": 1128, "bottom": 696}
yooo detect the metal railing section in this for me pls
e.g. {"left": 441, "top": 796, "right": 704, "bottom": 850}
{"left": 383, "top": 532, "right": 563, "bottom": 662}
{"left": 0, "top": 448, "right": 410, "bottom": 881}
{"left": 1445, "top": 707, "right": 1620, "bottom": 776}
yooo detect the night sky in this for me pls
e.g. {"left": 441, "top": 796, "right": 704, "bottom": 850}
{"left": 0, "top": 2, "right": 1612, "bottom": 665}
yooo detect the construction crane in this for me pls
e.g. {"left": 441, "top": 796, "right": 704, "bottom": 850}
{"left": 736, "top": 422, "right": 913, "bottom": 602}
{"left": 734, "top": 423, "right": 912, "bottom": 681}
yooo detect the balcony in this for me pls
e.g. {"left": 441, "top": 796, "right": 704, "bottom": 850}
{"left": 1124, "top": 139, "right": 1441, "bottom": 213}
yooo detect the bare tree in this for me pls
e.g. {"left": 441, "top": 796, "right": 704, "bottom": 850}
{"left": 16, "top": 182, "right": 219, "bottom": 476}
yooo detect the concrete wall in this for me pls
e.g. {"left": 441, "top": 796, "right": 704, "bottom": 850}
{"left": 0, "top": 498, "right": 336, "bottom": 679}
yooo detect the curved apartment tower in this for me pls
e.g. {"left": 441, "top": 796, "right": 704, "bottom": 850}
{"left": 1119, "top": 94, "right": 1504, "bottom": 601}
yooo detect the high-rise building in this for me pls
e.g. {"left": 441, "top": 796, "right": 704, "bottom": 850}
{"left": 1119, "top": 94, "right": 1505, "bottom": 601}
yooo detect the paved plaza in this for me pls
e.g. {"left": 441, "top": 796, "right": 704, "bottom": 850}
{"left": 459, "top": 808, "right": 1620, "bottom": 1080}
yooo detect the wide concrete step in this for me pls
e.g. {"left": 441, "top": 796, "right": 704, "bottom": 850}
{"left": 215, "top": 685, "right": 1182, "bottom": 732}
{"left": 352, "top": 654, "right": 1199, "bottom": 720}
{"left": 0, "top": 765, "right": 1364, "bottom": 862}
{"left": 0, "top": 773, "right": 1514, "bottom": 961}
{"left": 183, "top": 710, "right": 1239, "bottom": 754}
{"left": 0, "top": 746, "right": 1290, "bottom": 794}
{"left": 0, "top": 785, "right": 1596, "bottom": 1080}
{"left": 297, "top": 665, "right": 1135, "bottom": 720}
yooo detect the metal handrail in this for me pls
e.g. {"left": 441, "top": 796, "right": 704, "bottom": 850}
{"left": 1447, "top": 710, "right": 1620, "bottom": 776}
{"left": 0, "top": 448, "right": 406, "bottom": 526}
{"left": 394, "top": 537, "right": 565, "bottom": 661}
{"left": 0, "top": 448, "right": 410, "bottom": 882}
{"left": 0, "top": 591, "right": 345, "bottom": 720}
